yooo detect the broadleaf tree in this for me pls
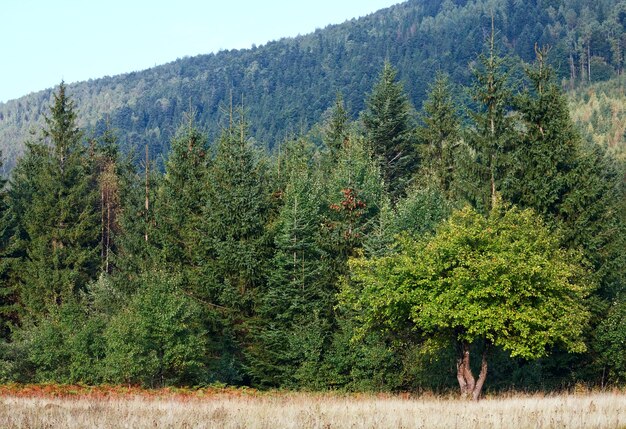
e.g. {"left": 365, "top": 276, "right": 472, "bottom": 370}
{"left": 343, "top": 200, "right": 593, "bottom": 400}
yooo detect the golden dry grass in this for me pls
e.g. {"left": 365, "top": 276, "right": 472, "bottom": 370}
{"left": 0, "top": 390, "right": 625, "bottom": 429}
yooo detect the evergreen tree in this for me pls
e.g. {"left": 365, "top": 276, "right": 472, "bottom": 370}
{"left": 201, "top": 109, "right": 270, "bottom": 383}
{"left": 415, "top": 73, "right": 463, "bottom": 199}
{"left": 156, "top": 119, "right": 210, "bottom": 301}
{"left": 6, "top": 83, "right": 100, "bottom": 318}
{"left": 560, "top": 141, "right": 626, "bottom": 299}
{"left": 323, "top": 93, "right": 350, "bottom": 157}
{"left": 112, "top": 143, "right": 161, "bottom": 291}
{"left": 0, "top": 153, "right": 13, "bottom": 339}
{"left": 463, "top": 31, "right": 517, "bottom": 213}
{"left": 507, "top": 46, "right": 578, "bottom": 218}
{"left": 249, "top": 139, "right": 328, "bottom": 387}
{"left": 313, "top": 134, "right": 388, "bottom": 387}
{"left": 362, "top": 62, "right": 416, "bottom": 199}
{"left": 322, "top": 134, "right": 385, "bottom": 266}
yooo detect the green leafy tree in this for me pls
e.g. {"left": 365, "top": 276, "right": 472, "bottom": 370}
{"left": 362, "top": 61, "right": 416, "bottom": 199}
{"left": 343, "top": 201, "right": 593, "bottom": 400}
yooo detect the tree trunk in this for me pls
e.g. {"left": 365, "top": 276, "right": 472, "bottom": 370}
{"left": 569, "top": 54, "right": 576, "bottom": 89}
{"left": 587, "top": 39, "right": 591, "bottom": 83}
{"left": 456, "top": 341, "right": 475, "bottom": 399}
{"left": 456, "top": 340, "right": 489, "bottom": 401}
{"left": 472, "top": 349, "right": 488, "bottom": 401}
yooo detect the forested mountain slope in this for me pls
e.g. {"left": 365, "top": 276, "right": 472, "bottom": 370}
{"left": 1, "top": 0, "right": 625, "bottom": 173}
{"left": 569, "top": 77, "right": 626, "bottom": 160}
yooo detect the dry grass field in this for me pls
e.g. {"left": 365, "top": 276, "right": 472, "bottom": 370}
{"left": 0, "top": 386, "right": 624, "bottom": 429}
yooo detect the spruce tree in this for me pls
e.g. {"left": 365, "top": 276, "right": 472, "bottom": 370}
{"left": 0, "top": 153, "right": 13, "bottom": 338}
{"left": 112, "top": 143, "right": 161, "bottom": 289}
{"left": 201, "top": 109, "right": 270, "bottom": 382}
{"left": 248, "top": 138, "right": 328, "bottom": 387}
{"left": 322, "top": 134, "right": 385, "bottom": 266}
{"left": 362, "top": 62, "right": 416, "bottom": 199}
{"left": 323, "top": 93, "right": 350, "bottom": 157}
{"left": 416, "top": 73, "right": 463, "bottom": 199}
{"left": 507, "top": 46, "right": 578, "bottom": 218}
{"left": 6, "top": 83, "right": 100, "bottom": 318}
{"left": 156, "top": 120, "right": 210, "bottom": 300}
{"left": 463, "top": 31, "right": 517, "bottom": 213}
{"left": 312, "top": 133, "right": 387, "bottom": 387}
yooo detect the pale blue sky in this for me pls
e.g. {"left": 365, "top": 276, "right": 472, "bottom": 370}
{"left": 1, "top": 0, "right": 400, "bottom": 103}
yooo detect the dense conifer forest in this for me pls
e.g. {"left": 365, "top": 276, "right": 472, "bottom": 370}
{"left": 0, "top": 0, "right": 624, "bottom": 397}
{"left": 1, "top": 0, "right": 626, "bottom": 172}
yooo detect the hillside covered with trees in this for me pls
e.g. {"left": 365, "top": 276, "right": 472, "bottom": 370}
{"left": 0, "top": 16, "right": 624, "bottom": 397}
{"left": 1, "top": 0, "right": 626, "bottom": 174}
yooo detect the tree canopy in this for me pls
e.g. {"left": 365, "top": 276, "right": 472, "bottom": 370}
{"left": 343, "top": 201, "right": 593, "bottom": 399}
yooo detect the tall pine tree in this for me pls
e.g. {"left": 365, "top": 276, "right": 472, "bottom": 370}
{"left": 6, "top": 83, "right": 100, "bottom": 318}
{"left": 507, "top": 46, "right": 578, "bottom": 219}
{"left": 156, "top": 118, "right": 210, "bottom": 301}
{"left": 362, "top": 62, "right": 416, "bottom": 199}
{"left": 200, "top": 108, "right": 271, "bottom": 383}
{"left": 415, "top": 73, "right": 463, "bottom": 199}
{"left": 0, "top": 153, "right": 13, "bottom": 338}
{"left": 248, "top": 138, "right": 329, "bottom": 387}
{"left": 463, "top": 29, "right": 517, "bottom": 212}
{"left": 323, "top": 93, "right": 350, "bottom": 157}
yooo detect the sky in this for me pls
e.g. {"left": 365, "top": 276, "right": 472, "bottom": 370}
{"left": 1, "top": 0, "right": 401, "bottom": 103}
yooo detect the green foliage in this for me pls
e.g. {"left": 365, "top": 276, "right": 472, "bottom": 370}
{"left": 320, "top": 316, "right": 404, "bottom": 392}
{"left": 365, "top": 186, "right": 451, "bottom": 257}
{"left": 198, "top": 114, "right": 272, "bottom": 384}
{"left": 344, "top": 202, "right": 593, "bottom": 362}
{"left": 415, "top": 73, "right": 463, "bottom": 199}
{"left": 463, "top": 36, "right": 517, "bottom": 213}
{"left": 156, "top": 121, "right": 210, "bottom": 298}
{"left": 5, "top": 83, "right": 100, "bottom": 319}
{"left": 103, "top": 271, "right": 207, "bottom": 387}
{"left": 323, "top": 93, "right": 350, "bottom": 156}
{"left": 508, "top": 50, "right": 579, "bottom": 219}
{"left": 249, "top": 139, "right": 329, "bottom": 387}
{"left": 595, "top": 298, "right": 626, "bottom": 383}
{"left": 0, "top": 6, "right": 624, "bottom": 392}
{"left": 362, "top": 62, "right": 416, "bottom": 198}
{"left": 321, "top": 134, "right": 385, "bottom": 262}
{"left": 0, "top": 153, "right": 14, "bottom": 339}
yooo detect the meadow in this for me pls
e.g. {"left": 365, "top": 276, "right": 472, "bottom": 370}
{"left": 0, "top": 386, "right": 624, "bottom": 429}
